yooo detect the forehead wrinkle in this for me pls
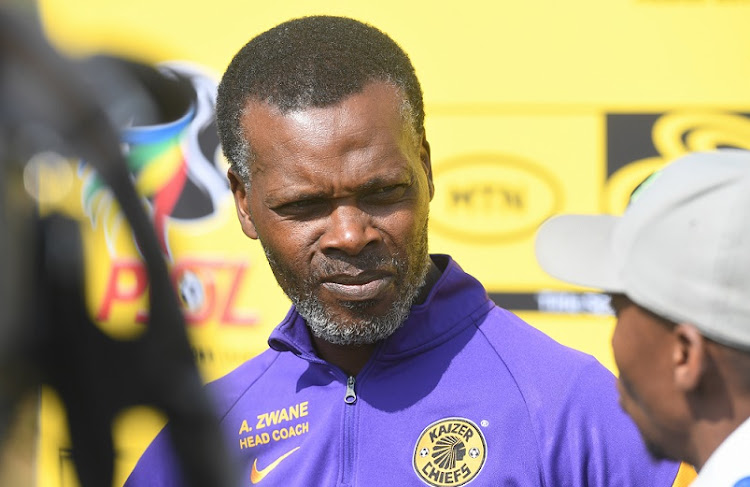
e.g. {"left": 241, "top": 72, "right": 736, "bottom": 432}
{"left": 285, "top": 112, "right": 390, "bottom": 160}
{"left": 257, "top": 125, "right": 408, "bottom": 183}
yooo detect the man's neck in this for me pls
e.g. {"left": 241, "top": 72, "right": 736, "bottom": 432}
{"left": 690, "top": 402, "right": 750, "bottom": 471}
{"left": 312, "top": 340, "right": 376, "bottom": 377}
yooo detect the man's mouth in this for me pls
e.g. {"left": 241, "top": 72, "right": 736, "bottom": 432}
{"left": 320, "top": 271, "right": 394, "bottom": 301}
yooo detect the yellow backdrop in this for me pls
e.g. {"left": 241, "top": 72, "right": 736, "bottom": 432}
{"left": 33, "top": 0, "right": 750, "bottom": 485}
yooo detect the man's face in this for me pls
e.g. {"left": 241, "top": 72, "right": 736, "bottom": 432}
{"left": 230, "top": 82, "right": 434, "bottom": 346}
{"left": 610, "top": 294, "right": 688, "bottom": 462}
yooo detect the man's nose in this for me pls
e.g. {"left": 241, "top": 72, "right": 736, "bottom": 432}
{"left": 319, "top": 203, "right": 380, "bottom": 256}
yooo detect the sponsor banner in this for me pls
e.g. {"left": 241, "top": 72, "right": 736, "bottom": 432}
{"left": 427, "top": 112, "right": 599, "bottom": 291}
{"left": 431, "top": 108, "right": 750, "bottom": 292}
{"left": 29, "top": 0, "right": 750, "bottom": 486}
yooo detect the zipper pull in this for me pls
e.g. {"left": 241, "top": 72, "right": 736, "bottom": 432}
{"left": 344, "top": 375, "right": 357, "bottom": 404}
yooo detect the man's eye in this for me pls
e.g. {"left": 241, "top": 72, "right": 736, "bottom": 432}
{"left": 276, "top": 198, "right": 327, "bottom": 215}
{"left": 364, "top": 185, "right": 407, "bottom": 203}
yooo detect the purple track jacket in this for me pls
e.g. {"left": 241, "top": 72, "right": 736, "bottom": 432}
{"left": 125, "top": 255, "right": 681, "bottom": 486}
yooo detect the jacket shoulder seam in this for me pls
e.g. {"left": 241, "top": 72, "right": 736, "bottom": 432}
{"left": 214, "top": 350, "right": 284, "bottom": 424}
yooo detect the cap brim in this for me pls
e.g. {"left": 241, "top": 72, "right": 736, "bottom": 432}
{"left": 534, "top": 214, "right": 624, "bottom": 292}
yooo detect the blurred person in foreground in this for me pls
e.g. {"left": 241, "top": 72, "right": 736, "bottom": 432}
{"left": 536, "top": 149, "right": 750, "bottom": 486}
{"left": 125, "top": 15, "right": 694, "bottom": 486}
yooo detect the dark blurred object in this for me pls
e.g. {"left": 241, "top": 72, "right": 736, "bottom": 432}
{"left": 0, "top": 7, "right": 237, "bottom": 487}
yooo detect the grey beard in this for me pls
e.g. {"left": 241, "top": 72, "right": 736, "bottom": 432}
{"left": 260, "top": 225, "right": 431, "bottom": 346}
{"left": 294, "top": 254, "right": 430, "bottom": 345}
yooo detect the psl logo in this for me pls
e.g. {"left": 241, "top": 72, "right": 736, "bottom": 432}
{"left": 413, "top": 417, "right": 487, "bottom": 487}
{"left": 71, "top": 60, "right": 260, "bottom": 335}
{"left": 79, "top": 60, "right": 229, "bottom": 260}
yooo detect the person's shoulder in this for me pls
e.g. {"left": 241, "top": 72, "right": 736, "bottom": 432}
{"left": 474, "top": 305, "right": 621, "bottom": 417}
{"left": 123, "top": 349, "right": 282, "bottom": 486}
{"left": 432, "top": 256, "right": 607, "bottom": 386}
{"left": 205, "top": 347, "right": 282, "bottom": 418}
{"left": 474, "top": 307, "right": 685, "bottom": 485}
{"left": 477, "top": 305, "right": 603, "bottom": 376}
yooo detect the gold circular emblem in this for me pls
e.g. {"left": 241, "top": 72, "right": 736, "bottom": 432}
{"left": 413, "top": 417, "right": 487, "bottom": 487}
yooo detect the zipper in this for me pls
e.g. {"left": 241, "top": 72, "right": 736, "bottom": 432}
{"left": 340, "top": 375, "right": 358, "bottom": 486}
{"left": 344, "top": 375, "right": 357, "bottom": 404}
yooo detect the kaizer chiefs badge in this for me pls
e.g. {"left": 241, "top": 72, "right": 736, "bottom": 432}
{"left": 413, "top": 417, "right": 487, "bottom": 486}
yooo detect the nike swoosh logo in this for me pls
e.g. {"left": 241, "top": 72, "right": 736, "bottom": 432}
{"left": 250, "top": 446, "right": 301, "bottom": 484}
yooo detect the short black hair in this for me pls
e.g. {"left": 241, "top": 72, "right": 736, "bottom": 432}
{"left": 216, "top": 15, "right": 424, "bottom": 184}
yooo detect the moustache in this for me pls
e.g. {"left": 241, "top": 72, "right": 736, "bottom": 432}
{"left": 313, "top": 252, "right": 400, "bottom": 281}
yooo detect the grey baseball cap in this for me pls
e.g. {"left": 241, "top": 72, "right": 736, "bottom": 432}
{"left": 535, "top": 149, "right": 750, "bottom": 349}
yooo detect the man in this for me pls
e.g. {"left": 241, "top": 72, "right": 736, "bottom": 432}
{"left": 535, "top": 149, "right": 750, "bottom": 486}
{"left": 126, "top": 15, "right": 693, "bottom": 486}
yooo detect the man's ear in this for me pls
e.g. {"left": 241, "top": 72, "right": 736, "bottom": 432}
{"left": 673, "top": 324, "right": 707, "bottom": 392}
{"left": 420, "top": 131, "right": 434, "bottom": 200}
{"left": 227, "top": 168, "right": 259, "bottom": 240}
